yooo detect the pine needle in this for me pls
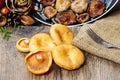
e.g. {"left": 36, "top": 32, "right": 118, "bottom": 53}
{"left": 0, "top": 27, "right": 12, "bottom": 40}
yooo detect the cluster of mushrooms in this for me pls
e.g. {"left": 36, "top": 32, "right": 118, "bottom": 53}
{"left": 0, "top": 0, "right": 35, "bottom": 27}
{"left": 16, "top": 24, "right": 85, "bottom": 74}
{"left": 38, "top": 0, "right": 105, "bottom": 25}
{"left": 0, "top": 0, "right": 105, "bottom": 27}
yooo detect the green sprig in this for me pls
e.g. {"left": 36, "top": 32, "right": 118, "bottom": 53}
{"left": 0, "top": 27, "right": 12, "bottom": 40}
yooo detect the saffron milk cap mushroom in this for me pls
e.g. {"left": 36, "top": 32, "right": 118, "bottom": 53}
{"left": 29, "top": 33, "right": 56, "bottom": 52}
{"left": 24, "top": 51, "right": 52, "bottom": 74}
{"left": 16, "top": 38, "right": 30, "bottom": 53}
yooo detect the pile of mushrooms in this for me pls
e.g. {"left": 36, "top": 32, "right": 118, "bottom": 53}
{"left": 5, "top": 0, "right": 35, "bottom": 25}
{"left": 37, "top": 0, "right": 105, "bottom": 25}
{"left": 16, "top": 24, "right": 85, "bottom": 74}
{"left": 0, "top": 0, "right": 35, "bottom": 26}
{"left": 0, "top": 0, "right": 106, "bottom": 26}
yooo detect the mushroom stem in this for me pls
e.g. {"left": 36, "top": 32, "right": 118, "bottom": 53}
{"left": 36, "top": 54, "right": 43, "bottom": 61}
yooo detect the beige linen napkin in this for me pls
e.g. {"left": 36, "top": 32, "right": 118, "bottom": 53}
{"left": 72, "top": 10, "right": 120, "bottom": 64}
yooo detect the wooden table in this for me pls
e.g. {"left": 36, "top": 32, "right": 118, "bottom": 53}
{"left": 0, "top": 2, "right": 120, "bottom": 80}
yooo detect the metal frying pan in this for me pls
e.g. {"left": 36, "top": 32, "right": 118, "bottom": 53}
{"left": 32, "top": 0, "right": 119, "bottom": 27}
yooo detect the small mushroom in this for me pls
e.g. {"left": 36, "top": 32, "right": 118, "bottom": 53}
{"left": 50, "top": 24, "right": 74, "bottom": 45}
{"left": 29, "top": 33, "right": 56, "bottom": 52}
{"left": 88, "top": 0, "right": 105, "bottom": 18}
{"left": 41, "top": 0, "right": 55, "bottom": 6}
{"left": 76, "top": 13, "right": 89, "bottom": 23}
{"left": 44, "top": 6, "right": 57, "bottom": 18}
{"left": 56, "top": 0, "right": 71, "bottom": 12}
{"left": 0, "top": 16, "right": 7, "bottom": 26}
{"left": 55, "top": 11, "right": 76, "bottom": 25}
{"left": 16, "top": 38, "right": 30, "bottom": 53}
{"left": 24, "top": 51, "right": 52, "bottom": 74}
{"left": 52, "top": 44, "right": 85, "bottom": 70}
{"left": 20, "top": 15, "right": 35, "bottom": 26}
{"left": 71, "top": 0, "right": 88, "bottom": 13}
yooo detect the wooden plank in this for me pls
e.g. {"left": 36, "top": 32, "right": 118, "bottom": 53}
{"left": 0, "top": 26, "right": 120, "bottom": 80}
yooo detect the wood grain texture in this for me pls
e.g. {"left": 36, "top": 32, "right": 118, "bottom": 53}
{"left": 0, "top": 1, "right": 120, "bottom": 80}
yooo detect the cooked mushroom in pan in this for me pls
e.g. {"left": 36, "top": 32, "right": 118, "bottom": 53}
{"left": 77, "top": 13, "right": 89, "bottom": 23}
{"left": 56, "top": 0, "right": 71, "bottom": 12}
{"left": 71, "top": 0, "right": 88, "bottom": 13}
{"left": 88, "top": 0, "right": 105, "bottom": 18}
{"left": 44, "top": 6, "right": 57, "bottom": 18}
{"left": 55, "top": 11, "right": 76, "bottom": 25}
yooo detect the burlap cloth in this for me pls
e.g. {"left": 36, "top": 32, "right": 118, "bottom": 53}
{"left": 73, "top": 7, "right": 120, "bottom": 64}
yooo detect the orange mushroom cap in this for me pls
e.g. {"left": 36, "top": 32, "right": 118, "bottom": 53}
{"left": 16, "top": 38, "right": 30, "bottom": 53}
{"left": 24, "top": 51, "right": 52, "bottom": 74}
